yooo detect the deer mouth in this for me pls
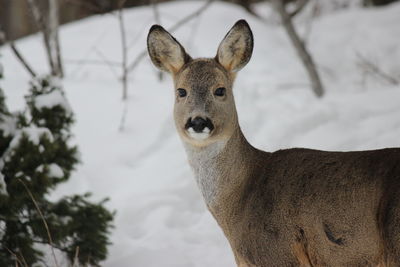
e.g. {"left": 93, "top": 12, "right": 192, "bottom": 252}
{"left": 185, "top": 117, "right": 214, "bottom": 140}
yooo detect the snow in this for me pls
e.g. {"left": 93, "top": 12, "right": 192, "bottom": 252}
{"left": 8, "top": 126, "right": 53, "bottom": 149}
{"left": 0, "top": 173, "right": 7, "bottom": 196}
{"left": 36, "top": 164, "right": 64, "bottom": 178}
{"left": 48, "top": 163, "right": 64, "bottom": 178}
{"left": 34, "top": 89, "right": 72, "bottom": 114}
{"left": 1, "top": 125, "right": 54, "bottom": 168}
{"left": 1, "top": 1, "right": 400, "bottom": 266}
{"left": 0, "top": 220, "right": 5, "bottom": 240}
{"left": 36, "top": 165, "right": 44, "bottom": 172}
{"left": 0, "top": 115, "right": 17, "bottom": 137}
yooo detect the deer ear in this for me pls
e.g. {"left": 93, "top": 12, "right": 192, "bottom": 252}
{"left": 216, "top": 20, "right": 254, "bottom": 72}
{"left": 147, "top": 25, "right": 191, "bottom": 74}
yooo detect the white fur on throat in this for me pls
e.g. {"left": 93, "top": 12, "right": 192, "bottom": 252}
{"left": 184, "top": 140, "right": 227, "bottom": 206}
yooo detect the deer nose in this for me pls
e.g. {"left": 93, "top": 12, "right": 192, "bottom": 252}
{"left": 185, "top": 117, "right": 214, "bottom": 133}
{"left": 191, "top": 117, "right": 207, "bottom": 133}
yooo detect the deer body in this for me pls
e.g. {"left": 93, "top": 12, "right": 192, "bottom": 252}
{"left": 147, "top": 20, "right": 400, "bottom": 266}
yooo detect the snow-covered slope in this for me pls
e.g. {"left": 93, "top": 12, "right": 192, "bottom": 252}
{"left": 1, "top": 1, "right": 400, "bottom": 266}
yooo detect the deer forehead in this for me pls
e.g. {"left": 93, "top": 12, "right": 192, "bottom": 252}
{"left": 174, "top": 59, "right": 232, "bottom": 91}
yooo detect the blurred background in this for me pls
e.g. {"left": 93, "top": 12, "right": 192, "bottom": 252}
{"left": 0, "top": 0, "right": 397, "bottom": 41}
{"left": 0, "top": 0, "right": 400, "bottom": 266}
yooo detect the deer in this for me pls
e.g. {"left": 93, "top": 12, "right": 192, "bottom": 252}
{"left": 147, "top": 19, "right": 400, "bottom": 267}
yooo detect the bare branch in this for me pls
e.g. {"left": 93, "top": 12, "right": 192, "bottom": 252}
{"left": 118, "top": 101, "right": 128, "bottom": 132}
{"left": 118, "top": 5, "right": 128, "bottom": 100}
{"left": 65, "top": 59, "right": 121, "bottom": 66}
{"left": 236, "top": 0, "right": 262, "bottom": 19}
{"left": 25, "top": 0, "right": 45, "bottom": 30}
{"left": 72, "top": 246, "right": 80, "bottom": 267}
{"left": 17, "top": 251, "right": 28, "bottom": 267}
{"left": 117, "top": 0, "right": 130, "bottom": 132}
{"left": 151, "top": 0, "right": 164, "bottom": 81}
{"left": 48, "top": 0, "right": 64, "bottom": 77}
{"left": 356, "top": 53, "right": 400, "bottom": 86}
{"left": 272, "top": 0, "right": 324, "bottom": 97}
{"left": 288, "top": 0, "right": 310, "bottom": 18}
{"left": 152, "top": 0, "right": 161, "bottom": 24}
{"left": 26, "top": 0, "right": 63, "bottom": 77}
{"left": 10, "top": 42, "right": 38, "bottom": 78}
{"left": 0, "top": 28, "right": 37, "bottom": 78}
{"left": 126, "top": 0, "right": 214, "bottom": 74}
{"left": 302, "top": 0, "right": 319, "bottom": 46}
{"left": 26, "top": 0, "right": 56, "bottom": 75}
{"left": 93, "top": 47, "right": 121, "bottom": 80}
{"left": 4, "top": 247, "right": 27, "bottom": 267}
{"left": 19, "top": 179, "right": 60, "bottom": 267}
{"left": 168, "top": 0, "right": 214, "bottom": 33}
{"left": 126, "top": 51, "right": 147, "bottom": 75}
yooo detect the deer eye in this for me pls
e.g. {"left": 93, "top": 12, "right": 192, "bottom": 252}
{"left": 214, "top": 87, "right": 226, "bottom": 97}
{"left": 177, "top": 88, "right": 187, "bottom": 98}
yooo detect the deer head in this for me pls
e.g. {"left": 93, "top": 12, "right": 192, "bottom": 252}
{"left": 147, "top": 20, "right": 253, "bottom": 147}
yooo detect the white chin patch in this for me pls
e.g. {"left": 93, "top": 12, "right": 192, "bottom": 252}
{"left": 187, "top": 127, "right": 211, "bottom": 140}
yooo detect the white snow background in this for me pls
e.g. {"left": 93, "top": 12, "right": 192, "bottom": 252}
{"left": 1, "top": 1, "right": 400, "bottom": 266}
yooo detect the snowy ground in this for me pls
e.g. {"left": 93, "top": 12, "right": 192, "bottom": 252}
{"left": 1, "top": 1, "right": 400, "bottom": 266}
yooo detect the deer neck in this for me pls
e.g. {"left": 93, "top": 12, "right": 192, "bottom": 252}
{"left": 184, "top": 127, "right": 256, "bottom": 211}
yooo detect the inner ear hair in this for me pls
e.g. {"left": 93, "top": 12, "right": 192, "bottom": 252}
{"left": 216, "top": 20, "right": 254, "bottom": 72}
{"left": 147, "top": 25, "right": 191, "bottom": 74}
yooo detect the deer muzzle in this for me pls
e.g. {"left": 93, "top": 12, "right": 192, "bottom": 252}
{"left": 185, "top": 117, "right": 214, "bottom": 140}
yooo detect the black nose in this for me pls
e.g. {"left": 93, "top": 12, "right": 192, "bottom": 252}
{"left": 191, "top": 117, "right": 207, "bottom": 132}
{"left": 185, "top": 117, "right": 214, "bottom": 133}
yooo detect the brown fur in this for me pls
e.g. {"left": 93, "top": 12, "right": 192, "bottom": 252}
{"left": 147, "top": 20, "right": 400, "bottom": 267}
{"left": 292, "top": 242, "right": 312, "bottom": 267}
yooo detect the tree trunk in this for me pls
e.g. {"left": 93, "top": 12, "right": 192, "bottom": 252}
{"left": 48, "top": 0, "right": 64, "bottom": 77}
{"left": 272, "top": 0, "right": 324, "bottom": 97}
